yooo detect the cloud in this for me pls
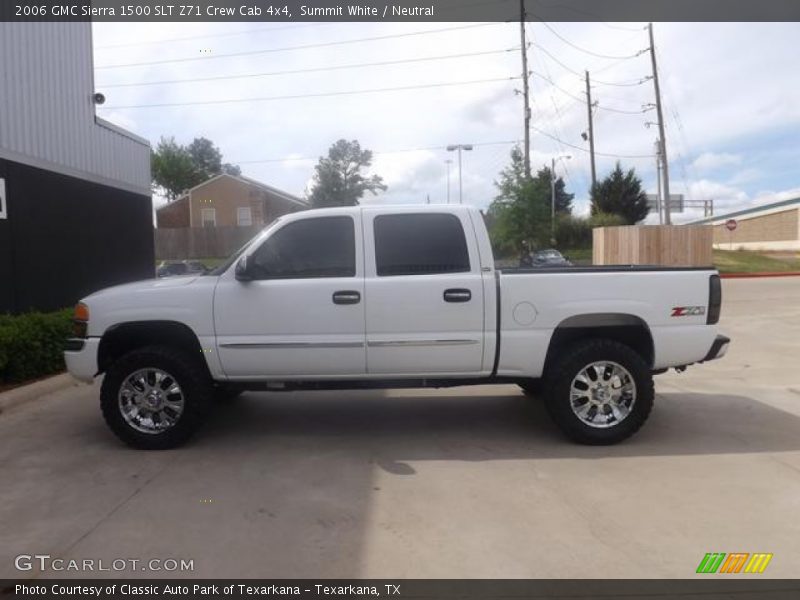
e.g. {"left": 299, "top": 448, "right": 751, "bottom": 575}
{"left": 90, "top": 21, "right": 800, "bottom": 217}
{"left": 692, "top": 152, "right": 742, "bottom": 172}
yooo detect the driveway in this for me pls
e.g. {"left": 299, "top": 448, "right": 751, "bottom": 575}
{"left": 1, "top": 277, "right": 799, "bottom": 579}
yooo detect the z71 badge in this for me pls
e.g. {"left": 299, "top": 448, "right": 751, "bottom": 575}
{"left": 671, "top": 306, "right": 706, "bottom": 317}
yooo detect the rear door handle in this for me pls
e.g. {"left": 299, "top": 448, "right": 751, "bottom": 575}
{"left": 333, "top": 290, "right": 361, "bottom": 305}
{"left": 443, "top": 288, "right": 471, "bottom": 303}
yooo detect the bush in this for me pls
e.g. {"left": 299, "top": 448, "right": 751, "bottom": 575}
{"left": 0, "top": 309, "right": 73, "bottom": 383}
{"left": 588, "top": 212, "right": 627, "bottom": 228}
{"left": 554, "top": 215, "right": 593, "bottom": 249}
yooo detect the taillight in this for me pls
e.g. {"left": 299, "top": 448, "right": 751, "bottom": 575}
{"left": 707, "top": 274, "right": 721, "bottom": 324}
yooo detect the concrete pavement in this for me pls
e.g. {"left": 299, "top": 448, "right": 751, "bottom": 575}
{"left": 1, "top": 277, "right": 799, "bottom": 579}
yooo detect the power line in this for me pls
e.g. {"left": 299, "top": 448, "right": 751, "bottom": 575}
{"left": 100, "top": 76, "right": 521, "bottom": 109}
{"left": 529, "top": 70, "right": 646, "bottom": 114}
{"left": 534, "top": 19, "right": 648, "bottom": 60}
{"left": 95, "top": 22, "right": 332, "bottom": 49}
{"left": 533, "top": 43, "right": 650, "bottom": 87}
{"left": 95, "top": 23, "right": 500, "bottom": 69}
{"left": 98, "top": 47, "right": 517, "bottom": 88}
{"left": 529, "top": 124, "right": 654, "bottom": 159}
{"left": 233, "top": 139, "right": 522, "bottom": 165}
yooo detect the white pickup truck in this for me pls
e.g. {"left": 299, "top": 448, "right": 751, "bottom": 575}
{"left": 65, "top": 205, "right": 728, "bottom": 449}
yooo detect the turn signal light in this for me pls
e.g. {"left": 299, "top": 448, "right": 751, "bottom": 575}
{"left": 73, "top": 303, "right": 89, "bottom": 338}
{"left": 73, "top": 302, "right": 89, "bottom": 322}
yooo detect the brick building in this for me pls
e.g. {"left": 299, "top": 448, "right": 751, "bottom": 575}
{"left": 693, "top": 197, "right": 800, "bottom": 251}
{"left": 156, "top": 173, "right": 306, "bottom": 229}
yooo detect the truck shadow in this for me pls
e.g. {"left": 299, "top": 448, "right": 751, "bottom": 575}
{"left": 202, "top": 387, "right": 800, "bottom": 462}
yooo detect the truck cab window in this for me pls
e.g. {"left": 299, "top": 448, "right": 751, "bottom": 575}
{"left": 250, "top": 216, "right": 355, "bottom": 279}
{"left": 374, "top": 213, "right": 470, "bottom": 276}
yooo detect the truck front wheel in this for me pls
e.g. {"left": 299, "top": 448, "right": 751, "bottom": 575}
{"left": 100, "top": 346, "right": 212, "bottom": 449}
{"left": 544, "top": 339, "right": 654, "bottom": 444}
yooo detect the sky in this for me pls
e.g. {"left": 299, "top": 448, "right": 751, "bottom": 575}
{"left": 91, "top": 21, "right": 800, "bottom": 223}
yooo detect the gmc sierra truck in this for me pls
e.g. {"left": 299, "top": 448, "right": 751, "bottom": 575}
{"left": 65, "top": 205, "right": 729, "bottom": 449}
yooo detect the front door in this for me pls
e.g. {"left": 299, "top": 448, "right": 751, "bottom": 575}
{"left": 214, "top": 212, "right": 366, "bottom": 379}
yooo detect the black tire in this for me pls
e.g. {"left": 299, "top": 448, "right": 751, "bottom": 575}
{"left": 100, "top": 346, "right": 212, "bottom": 449}
{"left": 518, "top": 379, "right": 543, "bottom": 397}
{"left": 543, "top": 338, "right": 654, "bottom": 445}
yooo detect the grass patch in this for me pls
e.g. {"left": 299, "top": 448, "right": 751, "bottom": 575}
{"left": 713, "top": 250, "right": 800, "bottom": 273}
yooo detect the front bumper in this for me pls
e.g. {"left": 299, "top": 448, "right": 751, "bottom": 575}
{"left": 64, "top": 337, "right": 100, "bottom": 383}
{"left": 701, "top": 334, "right": 730, "bottom": 362}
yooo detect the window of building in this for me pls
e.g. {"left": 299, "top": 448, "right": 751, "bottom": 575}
{"left": 237, "top": 206, "right": 252, "bottom": 227}
{"left": 250, "top": 216, "right": 355, "bottom": 279}
{"left": 374, "top": 213, "right": 470, "bottom": 276}
{"left": 201, "top": 208, "right": 216, "bottom": 228}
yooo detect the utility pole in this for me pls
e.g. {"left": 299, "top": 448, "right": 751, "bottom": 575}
{"left": 585, "top": 70, "right": 597, "bottom": 190}
{"left": 655, "top": 138, "right": 663, "bottom": 224}
{"left": 648, "top": 22, "right": 671, "bottom": 225}
{"left": 520, "top": 0, "right": 531, "bottom": 178}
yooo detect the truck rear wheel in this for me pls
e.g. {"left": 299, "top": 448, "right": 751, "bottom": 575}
{"left": 100, "top": 346, "right": 212, "bottom": 449}
{"left": 543, "top": 339, "right": 654, "bottom": 445}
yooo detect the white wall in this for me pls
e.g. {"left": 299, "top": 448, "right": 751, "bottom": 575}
{"left": 0, "top": 22, "right": 150, "bottom": 195}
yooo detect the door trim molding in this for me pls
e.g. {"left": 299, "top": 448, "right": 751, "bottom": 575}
{"left": 220, "top": 342, "right": 365, "bottom": 349}
{"left": 367, "top": 339, "right": 479, "bottom": 347}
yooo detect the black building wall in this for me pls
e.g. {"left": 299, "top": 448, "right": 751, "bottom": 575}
{"left": 0, "top": 157, "right": 154, "bottom": 314}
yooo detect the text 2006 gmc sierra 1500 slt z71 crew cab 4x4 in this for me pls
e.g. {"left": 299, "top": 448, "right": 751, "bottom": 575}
{"left": 64, "top": 205, "right": 729, "bottom": 449}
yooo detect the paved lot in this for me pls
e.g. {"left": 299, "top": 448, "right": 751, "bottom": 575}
{"left": 1, "top": 278, "right": 799, "bottom": 579}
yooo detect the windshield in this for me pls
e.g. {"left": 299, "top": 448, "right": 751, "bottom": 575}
{"left": 207, "top": 220, "right": 282, "bottom": 276}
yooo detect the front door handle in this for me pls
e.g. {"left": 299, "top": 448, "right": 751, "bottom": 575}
{"left": 443, "top": 288, "right": 471, "bottom": 303}
{"left": 333, "top": 290, "right": 361, "bottom": 305}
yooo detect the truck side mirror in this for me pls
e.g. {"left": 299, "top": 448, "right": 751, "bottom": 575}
{"left": 235, "top": 256, "right": 252, "bottom": 281}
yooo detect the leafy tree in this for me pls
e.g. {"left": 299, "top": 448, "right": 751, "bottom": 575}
{"left": 187, "top": 137, "right": 241, "bottom": 180}
{"left": 536, "top": 165, "right": 574, "bottom": 215}
{"left": 308, "top": 139, "right": 386, "bottom": 207}
{"left": 152, "top": 136, "right": 240, "bottom": 202}
{"left": 590, "top": 162, "right": 650, "bottom": 224}
{"left": 487, "top": 146, "right": 573, "bottom": 256}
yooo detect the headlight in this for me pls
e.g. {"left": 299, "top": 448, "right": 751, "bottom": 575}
{"left": 72, "top": 302, "right": 89, "bottom": 338}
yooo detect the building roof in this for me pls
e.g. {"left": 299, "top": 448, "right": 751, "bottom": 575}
{"left": 157, "top": 173, "right": 307, "bottom": 211}
{"left": 691, "top": 196, "right": 800, "bottom": 224}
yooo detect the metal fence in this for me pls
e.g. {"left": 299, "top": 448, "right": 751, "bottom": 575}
{"left": 154, "top": 225, "right": 262, "bottom": 260}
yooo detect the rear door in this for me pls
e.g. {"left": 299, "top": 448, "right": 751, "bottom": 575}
{"left": 362, "top": 208, "right": 485, "bottom": 376}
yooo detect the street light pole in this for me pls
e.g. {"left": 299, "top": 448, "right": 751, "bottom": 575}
{"left": 551, "top": 154, "right": 571, "bottom": 243}
{"left": 445, "top": 159, "right": 452, "bottom": 204}
{"left": 447, "top": 144, "right": 473, "bottom": 204}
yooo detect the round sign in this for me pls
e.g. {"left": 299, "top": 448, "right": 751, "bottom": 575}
{"left": 725, "top": 219, "right": 737, "bottom": 232}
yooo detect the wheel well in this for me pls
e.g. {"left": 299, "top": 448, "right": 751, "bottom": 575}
{"left": 97, "top": 321, "right": 209, "bottom": 376}
{"left": 544, "top": 313, "right": 654, "bottom": 372}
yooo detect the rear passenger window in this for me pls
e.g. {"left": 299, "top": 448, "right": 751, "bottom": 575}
{"left": 374, "top": 213, "right": 470, "bottom": 276}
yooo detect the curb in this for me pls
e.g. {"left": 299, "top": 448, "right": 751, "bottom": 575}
{"left": 0, "top": 373, "right": 81, "bottom": 414}
{"left": 720, "top": 271, "right": 800, "bottom": 279}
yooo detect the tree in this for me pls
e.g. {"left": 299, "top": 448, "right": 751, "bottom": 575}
{"left": 151, "top": 138, "right": 195, "bottom": 202}
{"left": 151, "top": 136, "right": 240, "bottom": 201}
{"left": 187, "top": 137, "right": 241, "bottom": 180}
{"left": 487, "top": 146, "right": 573, "bottom": 256}
{"left": 307, "top": 139, "right": 386, "bottom": 207}
{"left": 536, "top": 165, "right": 574, "bottom": 215}
{"left": 590, "top": 162, "right": 650, "bottom": 224}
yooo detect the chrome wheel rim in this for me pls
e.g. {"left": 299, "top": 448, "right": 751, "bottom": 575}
{"left": 118, "top": 368, "right": 185, "bottom": 434}
{"left": 569, "top": 361, "right": 636, "bottom": 429}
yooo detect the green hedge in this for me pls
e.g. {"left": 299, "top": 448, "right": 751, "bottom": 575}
{"left": 0, "top": 309, "right": 73, "bottom": 384}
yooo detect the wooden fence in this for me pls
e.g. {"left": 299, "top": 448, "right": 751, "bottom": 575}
{"left": 154, "top": 225, "right": 262, "bottom": 260}
{"left": 593, "top": 225, "right": 713, "bottom": 266}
